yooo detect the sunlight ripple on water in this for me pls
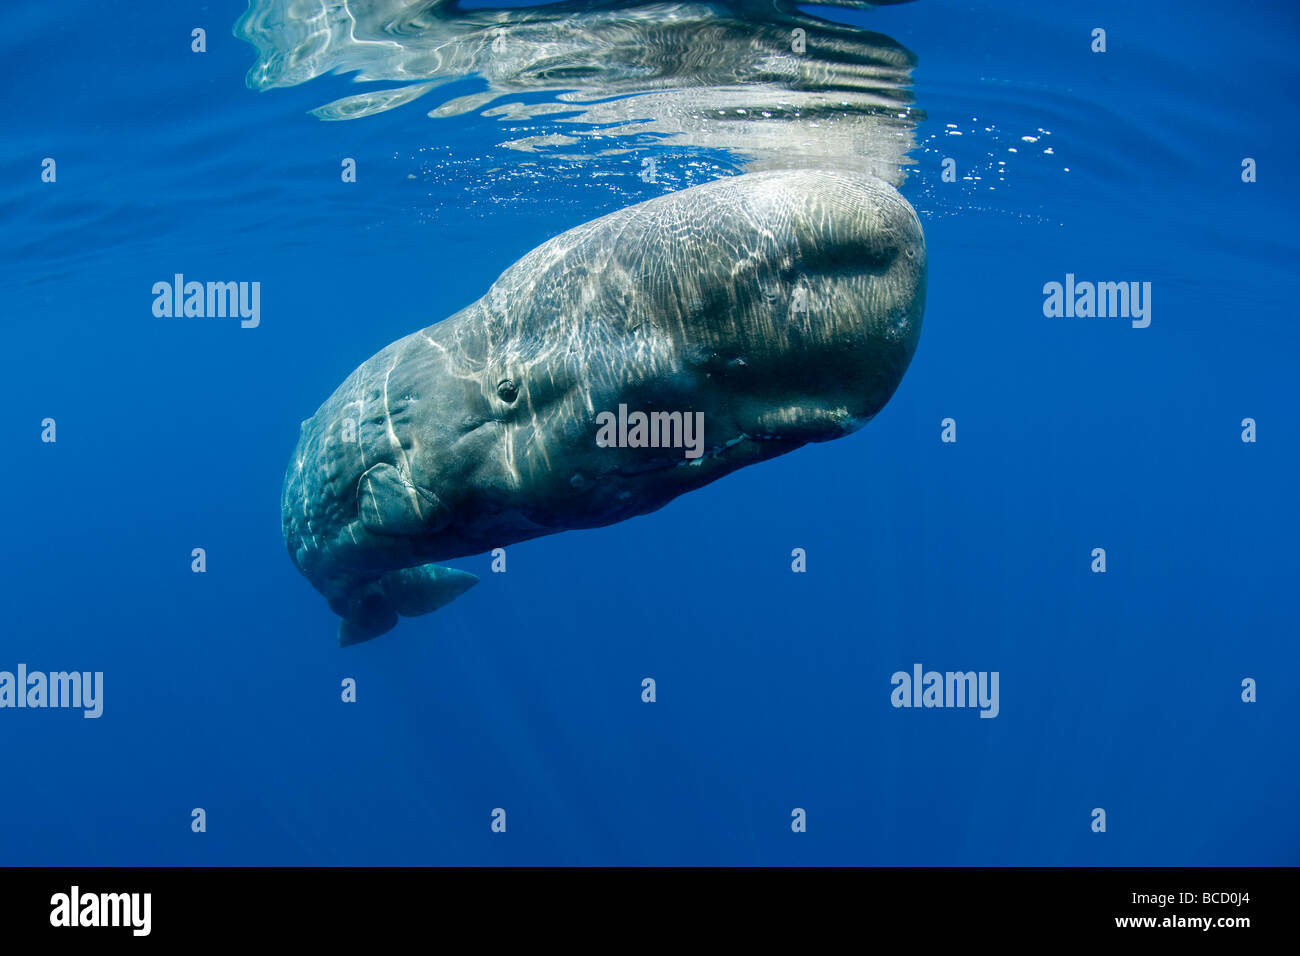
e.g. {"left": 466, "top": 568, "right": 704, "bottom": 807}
{"left": 234, "top": 0, "right": 924, "bottom": 186}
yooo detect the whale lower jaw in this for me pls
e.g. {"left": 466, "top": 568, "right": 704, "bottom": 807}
{"left": 602, "top": 411, "right": 872, "bottom": 480}
{"left": 599, "top": 432, "right": 776, "bottom": 477}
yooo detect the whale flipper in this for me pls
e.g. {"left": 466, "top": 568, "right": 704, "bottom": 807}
{"left": 338, "top": 563, "right": 480, "bottom": 647}
{"left": 383, "top": 564, "right": 479, "bottom": 617}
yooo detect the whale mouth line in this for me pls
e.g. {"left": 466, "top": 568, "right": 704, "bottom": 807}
{"left": 598, "top": 431, "right": 797, "bottom": 478}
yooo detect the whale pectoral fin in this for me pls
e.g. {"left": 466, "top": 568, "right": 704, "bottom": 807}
{"left": 337, "top": 564, "right": 479, "bottom": 647}
{"left": 337, "top": 590, "right": 399, "bottom": 647}
{"left": 356, "top": 463, "right": 449, "bottom": 536}
{"left": 382, "top": 564, "right": 479, "bottom": 617}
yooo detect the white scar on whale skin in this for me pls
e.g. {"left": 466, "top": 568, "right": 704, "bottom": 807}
{"left": 282, "top": 169, "right": 926, "bottom": 645}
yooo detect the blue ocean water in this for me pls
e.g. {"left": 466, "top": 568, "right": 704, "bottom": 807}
{"left": 1, "top": 0, "right": 1296, "bottom": 866}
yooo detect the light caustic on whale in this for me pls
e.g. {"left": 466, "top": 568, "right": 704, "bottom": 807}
{"left": 282, "top": 169, "right": 927, "bottom": 645}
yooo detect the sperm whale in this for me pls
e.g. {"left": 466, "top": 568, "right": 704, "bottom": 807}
{"left": 282, "top": 169, "right": 926, "bottom": 644}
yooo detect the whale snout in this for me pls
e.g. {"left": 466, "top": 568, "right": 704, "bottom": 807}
{"left": 765, "top": 167, "right": 926, "bottom": 342}
{"left": 660, "top": 169, "right": 926, "bottom": 439}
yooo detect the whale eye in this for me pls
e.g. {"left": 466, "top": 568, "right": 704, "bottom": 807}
{"left": 496, "top": 379, "right": 519, "bottom": 403}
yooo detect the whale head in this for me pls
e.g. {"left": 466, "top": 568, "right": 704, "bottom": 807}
{"left": 410, "top": 169, "right": 925, "bottom": 540}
